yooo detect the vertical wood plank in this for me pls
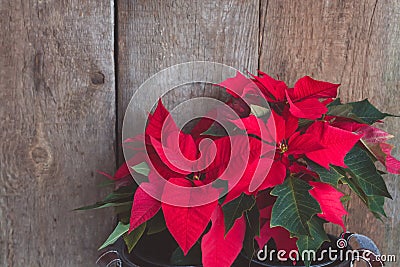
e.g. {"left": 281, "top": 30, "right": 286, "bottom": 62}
{"left": 117, "top": 0, "right": 260, "bottom": 163}
{"left": 259, "top": 0, "right": 400, "bottom": 262}
{"left": 0, "top": 0, "right": 115, "bottom": 266}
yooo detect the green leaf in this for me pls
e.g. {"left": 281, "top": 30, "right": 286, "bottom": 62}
{"left": 201, "top": 122, "right": 228, "bottom": 137}
{"left": 328, "top": 106, "right": 365, "bottom": 124}
{"left": 270, "top": 178, "right": 321, "bottom": 236}
{"left": 296, "top": 216, "right": 329, "bottom": 267}
{"left": 327, "top": 98, "right": 397, "bottom": 124}
{"left": 97, "top": 179, "right": 115, "bottom": 187}
{"left": 103, "top": 192, "right": 133, "bottom": 202}
{"left": 246, "top": 204, "right": 260, "bottom": 237}
{"left": 74, "top": 201, "right": 132, "bottom": 211}
{"left": 212, "top": 179, "right": 229, "bottom": 205}
{"left": 327, "top": 98, "right": 342, "bottom": 107}
{"left": 98, "top": 222, "right": 129, "bottom": 250}
{"left": 338, "top": 148, "right": 391, "bottom": 219}
{"left": 242, "top": 205, "right": 260, "bottom": 259}
{"left": 131, "top": 162, "right": 150, "bottom": 176}
{"left": 147, "top": 211, "right": 167, "bottom": 235}
{"left": 75, "top": 186, "right": 134, "bottom": 211}
{"left": 335, "top": 168, "right": 367, "bottom": 205}
{"left": 347, "top": 99, "right": 395, "bottom": 124}
{"left": 339, "top": 171, "right": 382, "bottom": 219}
{"left": 170, "top": 243, "right": 202, "bottom": 266}
{"left": 250, "top": 104, "right": 270, "bottom": 117}
{"left": 367, "top": 195, "right": 387, "bottom": 218}
{"left": 242, "top": 221, "right": 256, "bottom": 260}
{"left": 222, "top": 194, "right": 256, "bottom": 234}
{"left": 344, "top": 146, "right": 392, "bottom": 198}
{"left": 123, "top": 222, "right": 146, "bottom": 253}
{"left": 298, "top": 119, "right": 314, "bottom": 128}
{"left": 307, "top": 160, "right": 344, "bottom": 186}
{"left": 327, "top": 104, "right": 354, "bottom": 117}
{"left": 112, "top": 185, "right": 136, "bottom": 194}
{"left": 115, "top": 205, "right": 132, "bottom": 225}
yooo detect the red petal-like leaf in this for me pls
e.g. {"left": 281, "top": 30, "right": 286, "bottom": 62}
{"left": 287, "top": 94, "right": 328, "bottom": 120}
{"left": 230, "top": 115, "right": 263, "bottom": 137}
{"left": 341, "top": 125, "right": 400, "bottom": 174}
{"left": 230, "top": 114, "right": 278, "bottom": 144}
{"left": 201, "top": 205, "right": 246, "bottom": 267}
{"left": 291, "top": 76, "right": 339, "bottom": 100}
{"left": 289, "top": 162, "right": 318, "bottom": 180}
{"left": 224, "top": 156, "right": 274, "bottom": 203}
{"left": 146, "top": 99, "right": 173, "bottom": 140}
{"left": 150, "top": 132, "right": 197, "bottom": 175}
{"left": 202, "top": 135, "right": 269, "bottom": 185}
{"left": 256, "top": 220, "right": 298, "bottom": 253}
{"left": 221, "top": 137, "right": 274, "bottom": 202}
{"left": 200, "top": 136, "right": 232, "bottom": 180}
{"left": 147, "top": 146, "right": 187, "bottom": 180}
{"left": 256, "top": 160, "right": 287, "bottom": 191}
{"left": 358, "top": 126, "right": 398, "bottom": 169}
{"left": 129, "top": 186, "right": 161, "bottom": 233}
{"left": 305, "top": 121, "right": 362, "bottom": 169}
{"left": 269, "top": 110, "right": 285, "bottom": 143}
{"left": 282, "top": 109, "right": 299, "bottom": 140}
{"left": 375, "top": 143, "right": 400, "bottom": 174}
{"left": 114, "top": 163, "right": 130, "bottom": 179}
{"left": 252, "top": 71, "right": 287, "bottom": 102}
{"left": 227, "top": 97, "right": 251, "bottom": 118}
{"left": 162, "top": 178, "right": 218, "bottom": 255}
{"left": 309, "top": 181, "right": 347, "bottom": 230}
{"left": 256, "top": 194, "right": 276, "bottom": 212}
{"left": 220, "top": 71, "right": 253, "bottom": 98}
{"left": 258, "top": 205, "right": 273, "bottom": 220}
{"left": 330, "top": 120, "right": 366, "bottom": 132}
{"left": 190, "top": 109, "right": 218, "bottom": 140}
{"left": 358, "top": 125, "right": 393, "bottom": 143}
{"left": 264, "top": 110, "right": 298, "bottom": 143}
{"left": 288, "top": 132, "right": 325, "bottom": 155}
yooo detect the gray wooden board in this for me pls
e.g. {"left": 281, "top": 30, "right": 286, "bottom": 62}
{"left": 0, "top": 0, "right": 116, "bottom": 266}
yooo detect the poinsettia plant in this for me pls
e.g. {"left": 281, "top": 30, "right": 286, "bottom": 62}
{"left": 80, "top": 71, "right": 399, "bottom": 267}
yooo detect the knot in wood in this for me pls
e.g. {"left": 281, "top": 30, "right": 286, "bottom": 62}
{"left": 31, "top": 146, "right": 50, "bottom": 164}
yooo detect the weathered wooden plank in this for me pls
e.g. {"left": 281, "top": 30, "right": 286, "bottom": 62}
{"left": 259, "top": 0, "right": 400, "bottom": 262}
{"left": 0, "top": 0, "right": 115, "bottom": 266}
{"left": 117, "top": 0, "right": 260, "bottom": 163}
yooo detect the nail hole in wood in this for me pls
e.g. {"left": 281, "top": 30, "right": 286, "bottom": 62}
{"left": 90, "top": 71, "right": 105, "bottom": 85}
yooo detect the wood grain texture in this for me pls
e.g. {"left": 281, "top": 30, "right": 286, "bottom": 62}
{"left": 117, "top": 0, "right": 260, "bottom": 163}
{"left": 0, "top": 0, "right": 115, "bottom": 266}
{"left": 259, "top": 0, "right": 400, "bottom": 263}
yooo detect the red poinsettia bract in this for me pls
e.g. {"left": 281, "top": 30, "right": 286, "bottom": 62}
{"left": 95, "top": 71, "right": 399, "bottom": 267}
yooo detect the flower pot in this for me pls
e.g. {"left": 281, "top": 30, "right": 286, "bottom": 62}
{"left": 97, "top": 232, "right": 384, "bottom": 267}
{"left": 97, "top": 230, "right": 201, "bottom": 267}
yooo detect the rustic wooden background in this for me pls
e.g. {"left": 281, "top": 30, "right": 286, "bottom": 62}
{"left": 1, "top": 0, "right": 399, "bottom": 266}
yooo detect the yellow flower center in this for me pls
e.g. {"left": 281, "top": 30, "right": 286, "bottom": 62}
{"left": 279, "top": 143, "right": 288, "bottom": 153}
